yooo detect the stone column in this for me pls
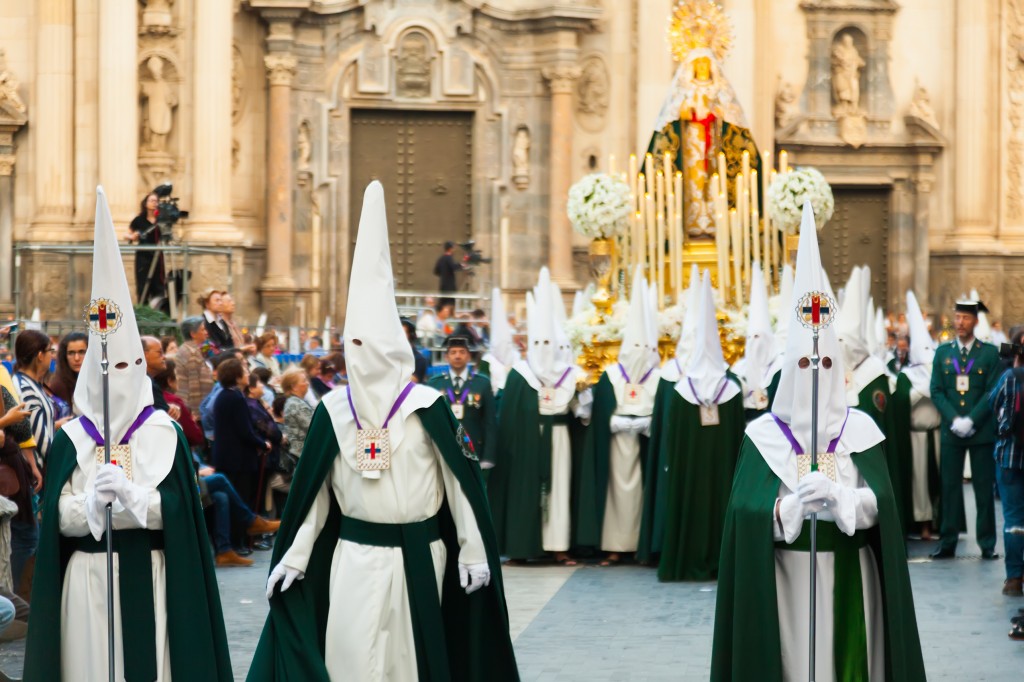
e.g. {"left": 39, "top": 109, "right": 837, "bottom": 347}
{"left": 261, "top": 52, "right": 298, "bottom": 292}
{"left": 98, "top": 0, "right": 138, "bottom": 224}
{"left": 543, "top": 65, "right": 582, "bottom": 286}
{"left": 953, "top": 0, "right": 996, "bottom": 238}
{"left": 190, "top": 0, "right": 239, "bottom": 242}
{"left": 31, "top": 0, "right": 74, "bottom": 238}
{"left": 73, "top": 0, "right": 99, "bottom": 230}
{"left": 0, "top": 152, "right": 16, "bottom": 309}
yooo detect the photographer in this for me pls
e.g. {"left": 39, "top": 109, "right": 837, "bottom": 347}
{"left": 125, "top": 191, "right": 166, "bottom": 302}
{"left": 433, "top": 241, "right": 462, "bottom": 307}
{"left": 990, "top": 336, "right": 1024, "bottom": 603}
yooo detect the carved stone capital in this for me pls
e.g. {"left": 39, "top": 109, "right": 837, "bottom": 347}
{"left": 542, "top": 65, "right": 582, "bottom": 95}
{"left": 0, "top": 154, "right": 14, "bottom": 176}
{"left": 264, "top": 53, "right": 298, "bottom": 87}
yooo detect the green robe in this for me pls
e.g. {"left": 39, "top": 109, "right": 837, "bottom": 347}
{"left": 888, "top": 372, "right": 942, "bottom": 532}
{"left": 855, "top": 374, "right": 908, "bottom": 534}
{"left": 580, "top": 372, "right": 652, "bottom": 548}
{"left": 24, "top": 425, "right": 233, "bottom": 681}
{"left": 710, "top": 438, "right": 926, "bottom": 681}
{"left": 488, "top": 369, "right": 594, "bottom": 558}
{"left": 248, "top": 401, "right": 518, "bottom": 681}
{"left": 654, "top": 378, "right": 744, "bottom": 581}
{"left": 636, "top": 377, "right": 677, "bottom": 562}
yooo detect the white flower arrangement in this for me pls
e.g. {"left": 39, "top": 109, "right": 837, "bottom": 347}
{"left": 766, "top": 166, "right": 835, "bottom": 234}
{"left": 567, "top": 173, "right": 632, "bottom": 239}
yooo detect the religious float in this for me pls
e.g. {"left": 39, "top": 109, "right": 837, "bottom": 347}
{"left": 567, "top": 0, "right": 834, "bottom": 383}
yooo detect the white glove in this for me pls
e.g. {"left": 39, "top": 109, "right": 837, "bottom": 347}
{"left": 610, "top": 415, "right": 633, "bottom": 433}
{"left": 95, "top": 463, "right": 137, "bottom": 508}
{"left": 572, "top": 388, "right": 594, "bottom": 421}
{"left": 776, "top": 494, "right": 818, "bottom": 543}
{"left": 479, "top": 460, "right": 495, "bottom": 470}
{"left": 631, "top": 416, "right": 652, "bottom": 436}
{"left": 797, "top": 471, "right": 839, "bottom": 510}
{"left": 950, "top": 416, "right": 975, "bottom": 438}
{"left": 266, "top": 562, "right": 305, "bottom": 599}
{"left": 458, "top": 562, "right": 491, "bottom": 595}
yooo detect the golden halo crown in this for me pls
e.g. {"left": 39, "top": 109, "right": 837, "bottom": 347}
{"left": 669, "top": 0, "right": 733, "bottom": 63}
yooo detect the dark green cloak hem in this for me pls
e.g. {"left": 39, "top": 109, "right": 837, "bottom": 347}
{"left": 710, "top": 437, "right": 926, "bottom": 681}
{"left": 24, "top": 425, "right": 232, "bottom": 681}
{"left": 890, "top": 374, "right": 946, "bottom": 533}
{"left": 248, "top": 400, "right": 518, "bottom": 682}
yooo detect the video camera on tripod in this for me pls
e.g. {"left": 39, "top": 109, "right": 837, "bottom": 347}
{"left": 458, "top": 240, "right": 491, "bottom": 266}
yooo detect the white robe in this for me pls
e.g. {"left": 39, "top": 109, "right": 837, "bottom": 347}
{"left": 58, "top": 412, "right": 178, "bottom": 682}
{"left": 280, "top": 387, "right": 486, "bottom": 681}
{"left": 909, "top": 389, "right": 941, "bottom": 522}
{"left": 510, "top": 362, "right": 584, "bottom": 553}
{"left": 601, "top": 368, "right": 659, "bottom": 552}
{"left": 748, "top": 410, "right": 887, "bottom": 681}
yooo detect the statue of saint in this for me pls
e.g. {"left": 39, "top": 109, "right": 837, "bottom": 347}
{"left": 512, "top": 128, "right": 530, "bottom": 181}
{"left": 141, "top": 56, "right": 177, "bottom": 153}
{"left": 297, "top": 122, "right": 311, "bottom": 171}
{"left": 648, "top": 48, "right": 758, "bottom": 238}
{"left": 831, "top": 34, "right": 865, "bottom": 113}
{"left": 0, "top": 49, "right": 27, "bottom": 116}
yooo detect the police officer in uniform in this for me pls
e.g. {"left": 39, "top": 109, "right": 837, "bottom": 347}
{"left": 428, "top": 336, "right": 497, "bottom": 470}
{"left": 930, "top": 299, "right": 1001, "bottom": 559}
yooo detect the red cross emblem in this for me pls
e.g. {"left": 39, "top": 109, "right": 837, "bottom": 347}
{"left": 364, "top": 442, "right": 379, "bottom": 460}
{"left": 629, "top": 388, "right": 638, "bottom": 400}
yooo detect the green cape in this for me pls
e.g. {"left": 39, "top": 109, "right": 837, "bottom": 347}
{"left": 579, "top": 372, "right": 652, "bottom": 548}
{"left": 636, "top": 377, "right": 676, "bottom": 562}
{"left": 24, "top": 424, "right": 232, "bottom": 681}
{"left": 488, "top": 369, "right": 594, "bottom": 558}
{"left": 248, "top": 400, "right": 518, "bottom": 682}
{"left": 710, "top": 437, "right": 926, "bottom": 681}
{"left": 889, "top": 374, "right": 944, "bottom": 533}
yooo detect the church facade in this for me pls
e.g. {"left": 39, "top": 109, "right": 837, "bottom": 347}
{"left": 0, "top": 0, "right": 1019, "bottom": 327}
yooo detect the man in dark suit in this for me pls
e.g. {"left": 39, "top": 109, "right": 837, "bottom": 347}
{"left": 929, "top": 299, "right": 1002, "bottom": 559}
{"left": 428, "top": 336, "right": 496, "bottom": 469}
{"left": 433, "top": 241, "right": 462, "bottom": 308}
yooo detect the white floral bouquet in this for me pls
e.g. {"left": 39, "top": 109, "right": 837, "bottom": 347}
{"left": 567, "top": 173, "right": 632, "bottom": 239}
{"left": 766, "top": 166, "right": 834, "bottom": 234}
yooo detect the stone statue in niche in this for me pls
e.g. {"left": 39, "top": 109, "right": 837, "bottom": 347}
{"left": 512, "top": 127, "right": 530, "bottom": 190}
{"left": 396, "top": 33, "right": 432, "bottom": 99}
{"left": 0, "top": 49, "right": 27, "bottom": 117}
{"left": 231, "top": 46, "right": 245, "bottom": 123}
{"left": 577, "top": 59, "right": 609, "bottom": 117}
{"left": 831, "top": 34, "right": 865, "bottom": 114}
{"left": 775, "top": 80, "right": 798, "bottom": 130}
{"left": 907, "top": 82, "right": 939, "bottom": 131}
{"left": 140, "top": 56, "right": 178, "bottom": 153}
{"left": 297, "top": 121, "right": 311, "bottom": 171}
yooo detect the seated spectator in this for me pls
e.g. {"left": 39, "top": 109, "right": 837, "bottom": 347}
{"left": 176, "top": 316, "right": 214, "bottom": 417}
{"left": 160, "top": 335, "right": 178, "bottom": 357}
{"left": 245, "top": 373, "right": 283, "bottom": 522}
{"left": 299, "top": 354, "right": 324, "bottom": 405}
{"left": 310, "top": 359, "right": 336, "bottom": 399}
{"left": 250, "top": 366, "right": 277, "bottom": 406}
{"left": 153, "top": 360, "right": 204, "bottom": 451}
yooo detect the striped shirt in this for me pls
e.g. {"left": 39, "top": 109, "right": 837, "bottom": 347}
{"left": 14, "top": 371, "right": 56, "bottom": 469}
{"left": 990, "top": 367, "right": 1024, "bottom": 470}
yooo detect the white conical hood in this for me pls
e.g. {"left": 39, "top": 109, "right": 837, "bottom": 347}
{"left": 343, "top": 182, "right": 414, "bottom": 428}
{"left": 971, "top": 288, "right": 992, "bottom": 341}
{"left": 75, "top": 187, "right": 153, "bottom": 443}
{"left": 837, "top": 266, "right": 870, "bottom": 370}
{"left": 771, "top": 201, "right": 848, "bottom": 454}
{"left": 685, "top": 270, "right": 727, "bottom": 398}
{"left": 643, "top": 279, "right": 660, "bottom": 355}
{"left": 903, "top": 289, "right": 935, "bottom": 395}
{"left": 675, "top": 263, "right": 701, "bottom": 360}
{"left": 486, "top": 287, "right": 518, "bottom": 367}
{"left": 743, "top": 262, "right": 776, "bottom": 391}
{"left": 620, "top": 267, "right": 656, "bottom": 382}
{"left": 774, "top": 262, "right": 795, "bottom": 353}
{"left": 872, "top": 303, "right": 887, "bottom": 360}
{"left": 572, "top": 290, "right": 586, "bottom": 317}
{"left": 550, "top": 282, "right": 574, "bottom": 365}
{"left": 527, "top": 268, "right": 566, "bottom": 385}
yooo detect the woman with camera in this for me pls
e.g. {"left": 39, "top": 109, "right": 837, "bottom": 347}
{"left": 125, "top": 191, "right": 166, "bottom": 302}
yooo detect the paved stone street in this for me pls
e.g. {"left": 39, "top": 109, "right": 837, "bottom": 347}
{"left": 2, "top": 483, "right": 1024, "bottom": 680}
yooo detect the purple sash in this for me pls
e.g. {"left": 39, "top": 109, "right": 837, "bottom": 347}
{"left": 617, "top": 363, "right": 655, "bottom": 386}
{"left": 771, "top": 409, "right": 850, "bottom": 455}
{"left": 687, "top": 377, "right": 729, "bottom": 407}
{"left": 79, "top": 406, "right": 156, "bottom": 446}
{"left": 952, "top": 357, "right": 974, "bottom": 375}
{"left": 346, "top": 382, "right": 415, "bottom": 430}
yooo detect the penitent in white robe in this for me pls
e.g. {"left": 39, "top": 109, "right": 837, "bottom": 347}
{"left": 909, "top": 390, "right": 941, "bottom": 522}
{"left": 510, "top": 362, "right": 584, "bottom": 553}
{"left": 748, "top": 410, "right": 887, "bottom": 681}
{"left": 601, "top": 368, "right": 659, "bottom": 552}
{"left": 57, "top": 412, "right": 178, "bottom": 682}
{"left": 279, "top": 387, "right": 485, "bottom": 681}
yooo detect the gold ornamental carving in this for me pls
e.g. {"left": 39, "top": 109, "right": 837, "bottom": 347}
{"left": 0, "top": 154, "right": 15, "bottom": 176}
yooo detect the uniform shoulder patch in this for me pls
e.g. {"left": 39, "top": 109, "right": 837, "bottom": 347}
{"left": 872, "top": 389, "right": 887, "bottom": 413}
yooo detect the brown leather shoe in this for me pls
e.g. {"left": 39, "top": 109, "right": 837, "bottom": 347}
{"left": 1003, "top": 577, "right": 1023, "bottom": 597}
{"left": 215, "top": 550, "right": 254, "bottom": 567}
{"left": 247, "top": 516, "right": 281, "bottom": 536}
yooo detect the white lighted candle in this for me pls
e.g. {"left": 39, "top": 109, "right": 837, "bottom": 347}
{"left": 730, "top": 209, "right": 743, "bottom": 307}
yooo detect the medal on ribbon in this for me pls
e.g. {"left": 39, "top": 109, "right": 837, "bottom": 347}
{"left": 347, "top": 382, "right": 414, "bottom": 473}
